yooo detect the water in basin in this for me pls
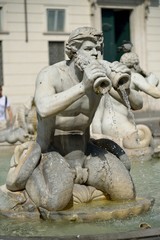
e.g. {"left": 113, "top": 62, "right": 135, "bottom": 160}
{"left": 0, "top": 147, "right": 160, "bottom": 237}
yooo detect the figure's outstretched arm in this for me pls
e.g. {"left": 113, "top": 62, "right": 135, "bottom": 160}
{"left": 131, "top": 72, "right": 160, "bottom": 99}
{"left": 99, "top": 60, "right": 143, "bottom": 110}
{"left": 109, "top": 87, "right": 143, "bottom": 110}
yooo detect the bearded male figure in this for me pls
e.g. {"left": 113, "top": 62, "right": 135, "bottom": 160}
{"left": 4, "top": 27, "right": 143, "bottom": 213}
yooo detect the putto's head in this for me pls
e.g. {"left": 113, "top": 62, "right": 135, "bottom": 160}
{"left": 65, "top": 27, "right": 103, "bottom": 59}
{"left": 120, "top": 52, "right": 140, "bottom": 68}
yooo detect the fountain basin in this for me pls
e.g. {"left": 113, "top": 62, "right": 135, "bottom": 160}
{"left": 0, "top": 145, "right": 160, "bottom": 238}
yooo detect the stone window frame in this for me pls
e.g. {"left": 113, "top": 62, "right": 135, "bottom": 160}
{"left": 43, "top": 5, "right": 68, "bottom": 35}
{"left": 0, "top": 3, "right": 9, "bottom": 34}
{"left": 47, "top": 8, "right": 65, "bottom": 33}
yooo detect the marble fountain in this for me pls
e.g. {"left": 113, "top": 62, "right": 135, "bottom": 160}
{"left": 0, "top": 27, "right": 160, "bottom": 239}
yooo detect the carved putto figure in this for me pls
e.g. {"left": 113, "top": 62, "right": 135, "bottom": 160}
{"left": 0, "top": 96, "right": 37, "bottom": 144}
{"left": 91, "top": 41, "right": 160, "bottom": 159}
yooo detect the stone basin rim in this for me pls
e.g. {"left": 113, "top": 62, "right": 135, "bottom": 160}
{"left": 0, "top": 197, "right": 154, "bottom": 222}
{"left": 0, "top": 227, "right": 160, "bottom": 240}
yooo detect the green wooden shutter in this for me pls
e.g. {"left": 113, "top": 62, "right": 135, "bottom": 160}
{"left": 102, "top": 9, "right": 131, "bottom": 62}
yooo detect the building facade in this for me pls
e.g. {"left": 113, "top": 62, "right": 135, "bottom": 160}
{"left": 0, "top": 0, "right": 159, "bottom": 106}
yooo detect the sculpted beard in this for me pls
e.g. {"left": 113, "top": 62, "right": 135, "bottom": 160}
{"left": 74, "top": 52, "right": 103, "bottom": 72}
{"left": 74, "top": 54, "right": 91, "bottom": 72}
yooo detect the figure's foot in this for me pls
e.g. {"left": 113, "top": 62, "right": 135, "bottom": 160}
{"left": 6, "top": 141, "right": 41, "bottom": 191}
{"left": 0, "top": 185, "right": 39, "bottom": 218}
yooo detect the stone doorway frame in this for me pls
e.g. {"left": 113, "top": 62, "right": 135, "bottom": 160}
{"left": 91, "top": 0, "right": 147, "bottom": 70}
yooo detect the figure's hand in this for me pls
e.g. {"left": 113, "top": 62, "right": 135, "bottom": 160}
{"left": 23, "top": 133, "right": 35, "bottom": 141}
{"left": 109, "top": 61, "right": 131, "bottom": 90}
{"left": 146, "top": 72, "right": 159, "bottom": 87}
{"left": 74, "top": 166, "right": 88, "bottom": 184}
{"left": 82, "top": 60, "right": 108, "bottom": 91}
{"left": 109, "top": 61, "right": 130, "bottom": 74}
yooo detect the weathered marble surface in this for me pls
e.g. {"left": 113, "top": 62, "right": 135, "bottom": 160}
{"left": 91, "top": 43, "right": 160, "bottom": 160}
{"left": 0, "top": 27, "right": 152, "bottom": 219}
{"left": 0, "top": 97, "right": 37, "bottom": 144}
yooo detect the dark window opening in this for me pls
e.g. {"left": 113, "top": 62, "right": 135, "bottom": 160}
{"left": 49, "top": 41, "right": 65, "bottom": 65}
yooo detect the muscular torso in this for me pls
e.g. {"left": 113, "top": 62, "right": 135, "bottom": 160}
{"left": 36, "top": 61, "right": 101, "bottom": 156}
{"left": 54, "top": 62, "right": 101, "bottom": 131}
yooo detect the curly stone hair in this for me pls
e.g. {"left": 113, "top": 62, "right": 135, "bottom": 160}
{"left": 65, "top": 27, "right": 103, "bottom": 59}
{"left": 120, "top": 52, "right": 140, "bottom": 68}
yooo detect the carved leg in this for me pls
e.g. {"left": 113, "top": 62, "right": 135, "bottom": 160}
{"left": 26, "top": 151, "right": 75, "bottom": 211}
{"left": 85, "top": 143, "right": 135, "bottom": 201}
{"left": 91, "top": 138, "right": 131, "bottom": 171}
